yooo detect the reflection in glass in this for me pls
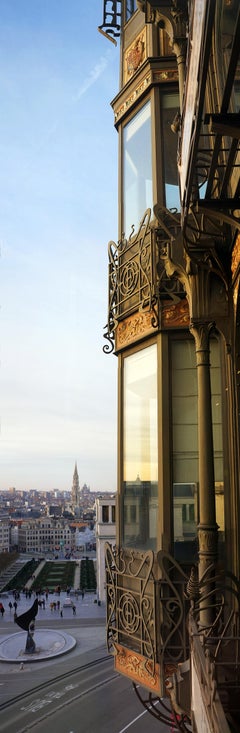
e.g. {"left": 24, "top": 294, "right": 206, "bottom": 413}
{"left": 123, "top": 101, "right": 153, "bottom": 237}
{"left": 171, "top": 338, "right": 224, "bottom": 564}
{"left": 162, "top": 94, "right": 180, "bottom": 211}
{"left": 122, "top": 344, "right": 158, "bottom": 550}
{"left": 125, "top": 1, "right": 137, "bottom": 23}
{"left": 171, "top": 339, "right": 198, "bottom": 563}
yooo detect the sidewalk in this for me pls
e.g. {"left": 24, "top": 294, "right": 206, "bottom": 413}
{"left": 0, "top": 589, "right": 105, "bottom": 625}
{"left": 0, "top": 590, "right": 107, "bottom": 672}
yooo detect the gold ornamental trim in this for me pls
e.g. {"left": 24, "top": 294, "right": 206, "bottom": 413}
{"left": 115, "top": 309, "right": 156, "bottom": 350}
{"left": 114, "top": 68, "right": 178, "bottom": 124}
{"left": 153, "top": 69, "right": 178, "bottom": 83}
{"left": 161, "top": 299, "right": 189, "bottom": 328}
{"left": 124, "top": 29, "right": 146, "bottom": 84}
{"left": 114, "top": 643, "right": 161, "bottom": 694}
{"left": 231, "top": 233, "right": 240, "bottom": 278}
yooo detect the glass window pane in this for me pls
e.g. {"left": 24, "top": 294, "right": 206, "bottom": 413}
{"left": 123, "top": 101, "right": 153, "bottom": 237}
{"left": 122, "top": 344, "right": 158, "bottom": 550}
{"left": 210, "top": 339, "right": 224, "bottom": 562}
{"left": 171, "top": 339, "right": 198, "bottom": 563}
{"left": 162, "top": 94, "right": 180, "bottom": 211}
{"left": 125, "top": 1, "right": 137, "bottom": 23}
{"left": 171, "top": 337, "right": 224, "bottom": 565}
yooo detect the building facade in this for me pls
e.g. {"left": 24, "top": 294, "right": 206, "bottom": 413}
{"left": 101, "top": 1, "right": 240, "bottom": 730}
{"left": 95, "top": 496, "right": 116, "bottom": 603}
{"left": 18, "top": 518, "right": 74, "bottom": 555}
{"left": 0, "top": 521, "right": 10, "bottom": 553}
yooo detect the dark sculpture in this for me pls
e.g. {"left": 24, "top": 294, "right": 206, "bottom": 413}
{"left": 15, "top": 598, "right": 38, "bottom": 654}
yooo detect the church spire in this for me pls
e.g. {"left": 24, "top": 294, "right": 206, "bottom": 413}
{"left": 71, "top": 462, "right": 80, "bottom": 508}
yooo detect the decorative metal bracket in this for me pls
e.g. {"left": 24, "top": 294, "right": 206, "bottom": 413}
{"left": 98, "top": 0, "right": 122, "bottom": 46}
{"left": 103, "top": 209, "right": 159, "bottom": 354}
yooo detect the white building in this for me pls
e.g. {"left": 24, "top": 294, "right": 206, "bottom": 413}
{"left": 95, "top": 496, "right": 116, "bottom": 603}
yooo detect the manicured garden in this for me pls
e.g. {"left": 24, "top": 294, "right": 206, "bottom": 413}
{"left": 0, "top": 552, "right": 19, "bottom": 574}
{"left": 31, "top": 561, "right": 77, "bottom": 592}
{"left": 4, "top": 558, "right": 40, "bottom": 591}
{"left": 80, "top": 558, "right": 96, "bottom": 592}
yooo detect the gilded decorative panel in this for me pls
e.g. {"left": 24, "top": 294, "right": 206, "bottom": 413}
{"left": 161, "top": 299, "right": 189, "bottom": 329}
{"left": 231, "top": 232, "right": 240, "bottom": 279}
{"left": 124, "top": 28, "right": 146, "bottom": 84}
{"left": 115, "top": 309, "right": 156, "bottom": 350}
{"left": 114, "top": 643, "right": 161, "bottom": 694}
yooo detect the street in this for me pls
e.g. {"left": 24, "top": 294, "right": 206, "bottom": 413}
{"left": 0, "top": 654, "right": 170, "bottom": 733}
{"left": 0, "top": 591, "right": 171, "bottom": 732}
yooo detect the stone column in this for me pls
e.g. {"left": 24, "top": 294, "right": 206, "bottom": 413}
{"left": 190, "top": 321, "right": 218, "bottom": 627}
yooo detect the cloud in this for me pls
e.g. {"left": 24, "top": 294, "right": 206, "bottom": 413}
{"left": 72, "top": 54, "right": 110, "bottom": 102}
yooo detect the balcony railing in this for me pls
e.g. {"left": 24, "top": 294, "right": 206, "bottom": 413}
{"left": 106, "top": 543, "right": 240, "bottom": 731}
{"left": 103, "top": 207, "right": 186, "bottom": 354}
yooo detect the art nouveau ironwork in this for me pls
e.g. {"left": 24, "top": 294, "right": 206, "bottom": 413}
{"left": 98, "top": 1, "right": 122, "bottom": 45}
{"left": 103, "top": 206, "right": 186, "bottom": 353}
{"left": 106, "top": 544, "right": 240, "bottom": 728}
{"left": 103, "top": 209, "right": 158, "bottom": 353}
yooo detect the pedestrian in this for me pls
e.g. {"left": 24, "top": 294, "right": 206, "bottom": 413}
{"left": 8, "top": 601, "right": 13, "bottom": 612}
{"left": 0, "top": 605, "right": 5, "bottom": 617}
{"left": 60, "top": 606, "right": 63, "bottom": 618}
{"left": 13, "top": 600, "right": 18, "bottom": 612}
{"left": 72, "top": 604, "right": 76, "bottom": 616}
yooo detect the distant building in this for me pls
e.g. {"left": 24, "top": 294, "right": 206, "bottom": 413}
{"left": 0, "top": 521, "right": 10, "bottom": 552}
{"left": 71, "top": 462, "right": 80, "bottom": 510}
{"left": 95, "top": 496, "right": 116, "bottom": 603}
{"left": 48, "top": 505, "right": 62, "bottom": 518}
{"left": 18, "top": 518, "right": 74, "bottom": 554}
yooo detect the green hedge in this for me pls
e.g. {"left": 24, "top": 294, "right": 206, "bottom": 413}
{"left": 31, "top": 562, "right": 76, "bottom": 591}
{"left": 80, "top": 558, "right": 96, "bottom": 591}
{"left": 2, "top": 558, "right": 40, "bottom": 592}
{"left": 0, "top": 552, "right": 19, "bottom": 574}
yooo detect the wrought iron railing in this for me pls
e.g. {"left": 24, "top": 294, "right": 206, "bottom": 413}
{"left": 105, "top": 544, "right": 240, "bottom": 731}
{"left": 103, "top": 207, "right": 186, "bottom": 353}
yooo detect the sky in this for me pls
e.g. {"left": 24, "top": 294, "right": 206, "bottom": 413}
{"left": 0, "top": 1, "right": 119, "bottom": 492}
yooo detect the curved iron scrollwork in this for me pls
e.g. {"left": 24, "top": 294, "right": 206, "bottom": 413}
{"left": 105, "top": 543, "right": 157, "bottom": 670}
{"left": 132, "top": 550, "right": 192, "bottom": 732}
{"left": 103, "top": 209, "right": 159, "bottom": 353}
{"left": 133, "top": 684, "right": 192, "bottom": 732}
{"left": 106, "top": 543, "right": 240, "bottom": 728}
{"left": 157, "top": 551, "right": 190, "bottom": 667}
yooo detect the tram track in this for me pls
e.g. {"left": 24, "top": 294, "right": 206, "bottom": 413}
{"left": 0, "top": 654, "right": 113, "bottom": 713}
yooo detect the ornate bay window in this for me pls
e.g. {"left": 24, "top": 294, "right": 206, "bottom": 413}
{"left": 123, "top": 100, "right": 153, "bottom": 236}
{"left": 102, "top": 0, "right": 240, "bottom": 728}
{"left": 122, "top": 342, "right": 158, "bottom": 550}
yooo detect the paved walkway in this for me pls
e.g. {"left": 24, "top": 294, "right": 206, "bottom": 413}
{"left": 0, "top": 590, "right": 106, "bottom": 670}
{"left": 0, "top": 588, "right": 105, "bottom": 624}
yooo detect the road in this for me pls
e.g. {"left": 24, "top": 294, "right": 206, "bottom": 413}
{"left": 0, "top": 654, "right": 170, "bottom": 733}
{"left": 0, "top": 591, "right": 172, "bottom": 732}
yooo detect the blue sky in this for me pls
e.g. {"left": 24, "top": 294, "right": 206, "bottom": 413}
{"left": 0, "top": 2, "right": 119, "bottom": 491}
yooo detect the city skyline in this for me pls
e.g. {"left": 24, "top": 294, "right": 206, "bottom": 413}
{"left": 0, "top": 3, "right": 118, "bottom": 492}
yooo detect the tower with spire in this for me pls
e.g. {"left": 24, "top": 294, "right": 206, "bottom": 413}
{"left": 71, "top": 462, "right": 80, "bottom": 509}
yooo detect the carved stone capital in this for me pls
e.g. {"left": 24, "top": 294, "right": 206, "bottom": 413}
{"left": 190, "top": 321, "right": 215, "bottom": 363}
{"left": 198, "top": 524, "right": 218, "bottom": 561}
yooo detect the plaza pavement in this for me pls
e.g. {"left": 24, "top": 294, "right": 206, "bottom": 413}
{"left": 0, "top": 589, "right": 107, "bottom": 671}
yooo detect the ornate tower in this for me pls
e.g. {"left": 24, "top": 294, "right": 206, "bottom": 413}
{"left": 101, "top": 1, "right": 240, "bottom": 729}
{"left": 71, "top": 462, "right": 80, "bottom": 509}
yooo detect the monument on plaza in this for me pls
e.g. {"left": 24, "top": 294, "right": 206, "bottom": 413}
{"left": 15, "top": 598, "right": 38, "bottom": 654}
